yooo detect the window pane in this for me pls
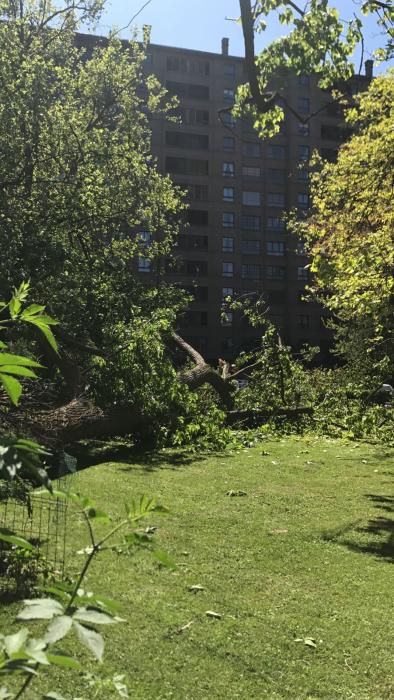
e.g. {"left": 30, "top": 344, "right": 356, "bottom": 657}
{"left": 223, "top": 187, "right": 234, "bottom": 202}
{"left": 267, "top": 241, "right": 285, "bottom": 255}
{"left": 242, "top": 166, "right": 261, "bottom": 177}
{"left": 223, "top": 162, "right": 235, "bottom": 177}
{"left": 298, "top": 97, "right": 310, "bottom": 113}
{"left": 138, "top": 257, "right": 151, "bottom": 273}
{"left": 267, "top": 265, "right": 286, "bottom": 280}
{"left": 298, "top": 145, "right": 310, "bottom": 161}
{"left": 222, "top": 236, "right": 234, "bottom": 252}
{"left": 222, "top": 212, "right": 235, "bottom": 227}
{"left": 242, "top": 191, "right": 261, "bottom": 206}
{"left": 242, "top": 240, "right": 260, "bottom": 254}
{"left": 222, "top": 262, "right": 234, "bottom": 277}
{"left": 222, "top": 287, "right": 233, "bottom": 299}
{"left": 297, "top": 266, "right": 309, "bottom": 280}
{"left": 241, "top": 215, "right": 260, "bottom": 230}
{"left": 267, "top": 216, "right": 286, "bottom": 231}
{"left": 242, "top": 142, "right": 260, "bottom": 158}
{"left": 267, "top": 192, "right": 285, "bottom": 207}
{"left": 223, "top": 136, "right": 235, "bottom": 151}
{"left": 241, "top": 264, "right": 261, "bottom": 279}
{"left": 267, "top": 144, "right": 286, "bottom": 159}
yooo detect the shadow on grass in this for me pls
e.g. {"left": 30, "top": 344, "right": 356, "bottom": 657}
{"left": 66, "top": 440, "right": 225, "bottom": 473}
{"left": 322, "top": 494, "right": 394, "bottom": 563}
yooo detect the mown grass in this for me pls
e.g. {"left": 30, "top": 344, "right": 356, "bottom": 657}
{"left": 1, "top": 436, "right": 393, "bottom": 699}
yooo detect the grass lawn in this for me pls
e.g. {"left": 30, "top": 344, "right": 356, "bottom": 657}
{"left": 1, "top": 436, "right": 393, "bottom": 699}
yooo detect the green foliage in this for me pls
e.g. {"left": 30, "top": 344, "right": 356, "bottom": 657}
{"left": 0, "top": 489, "right": 170, "bottom": 698}
{"left": 237, "top": 1, "right": 393, "bottom": 138}
{"left": 167, "top": 386, "right": 232, "bottom": 451}
{"left": 0, "top": 0, "right": 186, "bottom": 415}
{"left": 296, "top": 73, "right": 394, "bottom": 378}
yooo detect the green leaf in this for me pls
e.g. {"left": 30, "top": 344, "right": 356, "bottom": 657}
{"left": 17, "top": 599, "right": 64, "bottom": 621}
{"left": 44, "top": 616, "right": 73, "bottom": 644}
{"left": 25, "top": 316, "right": 58, "bottom": 353}
{"left": 73, "top": 608, "right": 121, "bottom": 625}
{"left": 0, "top": 365, "right": 38, "bottom": 378}
{"left": 46, "top": 653, "right": 80, "bottom": 670}
{"left": 0, "top": 353, "right": 42, "bottom": 367}
{"left": 43, "top": 693, "right": 68, "bottom": 700}
{"left": 0, "top": 374, "right": 22, "bottom": 405}
{"left": 73, "top": 622, "right": 104, "bottom": 662}
{"left": 4, "top": 629, "right": 29, "bottom": 656}
{"left": 0, "top": 687, "right": 12, "bottom": 699}
{"left": 25, "top": 639, "right": 50, "bottom": 665}
{"left": 86, "top": 508, "right": 111, "bottom": 524}
{"left": 0, "top": 530, "right": 35, "bottom": 551}
{"left": 20, "top": 304, "right": 46, "bottom": 318}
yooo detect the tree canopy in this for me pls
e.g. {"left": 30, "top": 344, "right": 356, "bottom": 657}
{"left": 297, "top": 72, "right": 394, "bottom": 375}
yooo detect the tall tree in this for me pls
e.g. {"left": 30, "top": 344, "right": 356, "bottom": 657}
{"left": 0, "top": 0, "right": 189, "bottom": 417}
{"left": 297, "top": 73, "right": 394, "bottom": 377}
{"left": 237, "top": 0, "right": 394, "bottom": 137}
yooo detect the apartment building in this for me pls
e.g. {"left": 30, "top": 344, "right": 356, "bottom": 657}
{"left": 77, "top": 33, "right": 372, "bottom": 361}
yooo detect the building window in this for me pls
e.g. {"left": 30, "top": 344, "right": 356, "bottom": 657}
{"left": 267, "top": 216, "right": 286, "bottom": 231}
{"left": 242, "top": 166, "right": 261, "bottom": 178}
{"left": 223, "top": 162, "right": 235, "bottom": 177}
{"left": 222, "top": 236, "right": 234, "bottom": 253}
{"left": 298, "top": 97, "right": 310, "bottom": 113}
{"left": 177, "top": 234, "right": 208, "bottom": 251}
{"left": 165, "top": 131, "right": 209, "bottom": 150}
{"left": 224, "top": 63, "right": 236, "bottom": 77}
{"left": 267, "top": 241, "right": 285, "bottom": 256}
{"left": 267, "top": 168, "right": 286, "bottom": 184}
{"left": 241, "top": 214, "right": 260, "bottom": 231}
{"left": 242, "top": 191, "right": 261, "bottom": 206}
{"left": 187, "top": 184, "right": 209, "bottom": 201}
{"left": 298, "top": 314, "right": 310, "bottom": 329}
{"left": 223, "top": 88, "right": 235, "bottom": 102}
{"left": 298, "top": 74, "right": 310, "bottom": 87}
{"left": 138, "top": 231, "right": 151, "bottom": 244}
{"left": 221, "top": 311, "right": 233, "bottom": 326}
{"left": 298, "top": 122, "right": 310, "bottom": 136}
{"left": 221, "top": 111, "right": 236, "bottom": 127}
{"left": 223, "top": 136, "right": 235, "bottom": 151}
{"left": 297, "top": 193, "right": 310, "bottom": 209}
{"left": 241, "top": 264, "right": 260, "bottom": 279}
{"left": 165, "top": 156, "right": 208, "bottom": 176}
{"left": 166, "top": 81, "right": 210, "bottom": 100}
{"left": 166, "top": 56, "right": 210, "bottom": 75}
{"left": 297, "top": 266, "right": 309, "bottom": 281}
{"left": 223, "top": 187, "right": 234, "bottom": 202}
{"left": 242, "top": 142, "right": 260, "bottom": 158}
{"left": 298, "top": 145, "right": 310, "bottom": 162}
{"left": 267, "top": 265, "right": 286, "bottom": 280}
{"left": 222, "top": 262, "right": 234, "bottom": 277}
{"left": 296, "top": 242, "right": 307, "bottom": 255}
{"left": 187, "top": 209, "right": 208, "bottom": 226}
{"left": 222, "top": 287, "right": 234, "bottom": 300}
{"left": 242, "top": 240, "right": 260, "bottom": 254}
{"left": 191, "top": 109, "right": 209, "bottom": 125}
{"left": 267, "top": 144, "right": 286, "bottom": 159}
{"left": 267, "top": 192, "right": 285, "bottom": 207}
{"left": 222, "top": 212, "right": 235, "bottom": 228}
{"left": 297, "top": 168, "right": 309, "bottom": 182}
{"left": 138, "top": 257, "right": 151, "bottom": 273}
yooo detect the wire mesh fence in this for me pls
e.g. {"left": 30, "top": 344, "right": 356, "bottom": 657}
{"left": 0, "top": 455, "right": 77, "bottom": 597}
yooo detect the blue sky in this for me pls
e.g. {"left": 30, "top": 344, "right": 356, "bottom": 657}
{"left": 87, "top": 1, "right": 390, "bottom": 73}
